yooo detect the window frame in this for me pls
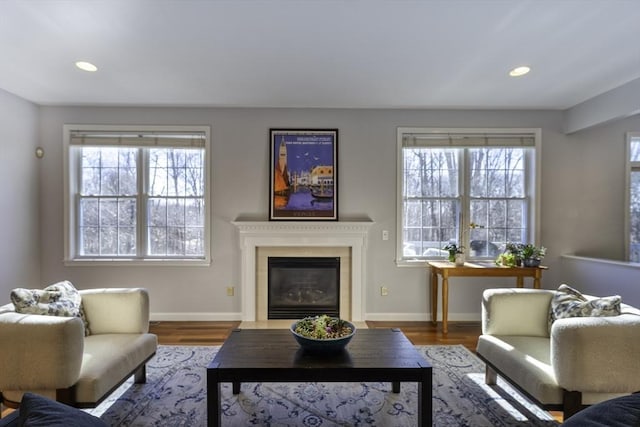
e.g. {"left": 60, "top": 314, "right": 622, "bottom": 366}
{"left": 395, "top": 127, "right": 542, "bottom": 267}
{"left": 63, "top": 124, "right": 211, "bottom": 266}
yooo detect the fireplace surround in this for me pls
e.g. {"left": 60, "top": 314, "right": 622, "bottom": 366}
{"left": 232, "top": 220, "right": 373, "bottom": 322}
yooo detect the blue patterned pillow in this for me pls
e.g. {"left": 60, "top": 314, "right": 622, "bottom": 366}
{"left": 19, "top": 392, "right": 107, "bottom": 427}
{"left": 550, "top": 284, "right": 621, "bottom": 327}
{"left": 10, "top": 281, "right": 91, "bottom": 335}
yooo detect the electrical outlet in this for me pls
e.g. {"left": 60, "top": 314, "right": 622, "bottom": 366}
{"left": 382, "top": 230, "right": 389, "bottom": 241}
{"left": 380, "top": 286, "right": 388, "bottom": 296}
{"left": 226, "top": 286, "right": 234, "bottom": 296}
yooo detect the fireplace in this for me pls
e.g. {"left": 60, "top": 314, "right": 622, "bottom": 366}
{"left": 268, "top": 257, "right": 340, "bottom": 319}
{"left": 232, "top": 220, "right": 373, "bottom": 322}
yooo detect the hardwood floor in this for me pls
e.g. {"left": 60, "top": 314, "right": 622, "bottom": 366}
{"left": 149, "top": 320, "right": 242, "bottom": 345}
{"left": 365, "top": 321, "right": 481, "bottom": 352}
{"left": 149, "top": 320, "right": 481, "bottom": 351}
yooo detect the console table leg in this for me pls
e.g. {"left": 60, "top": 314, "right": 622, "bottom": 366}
{"left": 534, "top": 270, "right": 542, "bottom": 289}
{"left": 392, "top": 381, "right": 400, "bottom": 393}
{"left": 430, "top": 270, "right": 438, "bottom": 325}
{"left": 442, "top": 277, "right": 449, "bottom": 334}
{"left": 233, "top": 382, "right": 241, "bottom": 394}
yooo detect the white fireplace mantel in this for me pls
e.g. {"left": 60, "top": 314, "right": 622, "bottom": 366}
{"left": 232, "top": 220, "right": 374, "bottom": 321}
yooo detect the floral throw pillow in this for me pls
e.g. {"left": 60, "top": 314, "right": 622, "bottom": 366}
{"left": 549, "top": 284, "right": 621, "bottom": 329}
{"left": 10, "top": 280, "right": 91, "bottom": 335}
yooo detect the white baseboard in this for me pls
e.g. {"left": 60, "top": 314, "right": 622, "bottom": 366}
{"left": 150, "top": 312, "right": 243, "bottom": 321}
{"left": 364, "top": 312, "right": 481, "bottom": 322}
{"left": 150, "top": 312, "right": 481, "bottom": 322}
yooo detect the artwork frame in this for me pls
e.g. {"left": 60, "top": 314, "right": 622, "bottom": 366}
{"left": 269, "top": 129, "right": 338, "bottom": 221}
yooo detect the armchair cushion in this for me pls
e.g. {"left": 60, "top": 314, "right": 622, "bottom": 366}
{"left": 10, "top": 281, "right": 90, "bottom": 335}
{"left": 481, "top": 288, "right": 554, "bottom": 337}
{"left": 80, "top": 288, "right": 150, "bottom": 335}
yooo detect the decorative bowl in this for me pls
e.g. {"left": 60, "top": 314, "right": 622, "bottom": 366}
{"left": 290, "top": 316, "right": 356, "bottom": 353}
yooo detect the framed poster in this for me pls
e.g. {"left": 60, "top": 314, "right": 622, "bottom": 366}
{"left": 269, "top": 129, "right": 338, "bottom": 220}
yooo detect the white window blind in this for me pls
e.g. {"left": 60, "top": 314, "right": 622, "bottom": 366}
{"left": 402, "top": 133, "right": 535, "bottom": 147}
{"left": 68, "top": 130, "right": 206, "bottom": 147}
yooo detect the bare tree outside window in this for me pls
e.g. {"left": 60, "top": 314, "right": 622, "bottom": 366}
{"left": 79, "top": 147, "right": 137, "bottom": 256}
{"left": 402, "top": 148, "right": 459, "bottom": 257}
{"left": 629, "top": 138, "right": 640, "bottom": 262}
{"left": 469, "top": 148, "right": 526, "bottom": 256}
{"left": 148, "top": 148, "right": 205, "bottom": 256}
{"left": 76, "top": 146, "right": 205, "bottom": 259}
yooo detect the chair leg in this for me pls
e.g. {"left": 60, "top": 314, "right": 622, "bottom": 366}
{"left": 563, "top": 390, "right": 583, "bottom": 419}
{"left": 56, "top": 387, "right": 75, "bottom": 406}
{"left": 485, "top": 365, "right": 497, "bottom": 385}
{"left": 134, "top": 364, "right": 147, "bottom": 384}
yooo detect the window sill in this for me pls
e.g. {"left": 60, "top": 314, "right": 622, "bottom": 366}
{"left": 396, "top": 259, "right": 430, "bottom": 268}
{"left": 64, "top": 258, "right": 211, "bottom": 267}
{"left": 395, "top": 258, "right": 497, "bottom": 267}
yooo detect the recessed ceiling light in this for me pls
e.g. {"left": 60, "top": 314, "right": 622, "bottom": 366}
{"left": 75, "top": 61, "right": 98, "bottom": 72}
{"left": 509, "top": 66, "right": 530, "bottom": 77}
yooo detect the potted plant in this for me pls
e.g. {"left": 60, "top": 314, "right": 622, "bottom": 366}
{"left": 495, "top": 251, "right": 517, "bottom": 267}
{"left": 495, "top": 242, "right": 524, "bottom": 267}
{"left": 520, "top": 243, "right": 546, "bottom": 267}
{"left": 443, "top": 243, "right": 465, "bottom": 265}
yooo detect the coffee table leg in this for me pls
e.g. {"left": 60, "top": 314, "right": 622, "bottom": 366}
{"left": 206, "top": 367, "right": 220, "bottom": 427}
{"left": 392, "top": 381, "right": 400, "bottom": 393}
{"left": 418, "top": 364, "right": 433, "bottom": 427}
{"left": 233, "top": 382, "right": 241, "bottom": 394}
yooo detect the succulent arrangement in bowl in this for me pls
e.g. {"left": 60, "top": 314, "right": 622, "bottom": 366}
{"left": 291, "top": 315, "right": 356, "bottom": 352}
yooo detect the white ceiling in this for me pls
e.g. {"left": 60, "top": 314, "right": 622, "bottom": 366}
{"left": 1, "top": 0, "right": 639, "bottom": 110}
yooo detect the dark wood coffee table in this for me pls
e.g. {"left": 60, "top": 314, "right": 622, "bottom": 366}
{"left": 206, "top": 328, "right": 432, "bottom": 426}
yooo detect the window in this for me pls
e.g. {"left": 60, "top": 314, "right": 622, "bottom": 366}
{"left": 64, "top": 125, "right": 210, "bottom": 264}
{"left": 396, "top": 128, "right": 540, "bottom": 264}
{"left": 627, "top": 132, "right": 640, "bottom": 262}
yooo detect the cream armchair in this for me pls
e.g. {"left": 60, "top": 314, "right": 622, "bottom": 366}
{"left": 0, "top": 288, "right": 157, "bottom": 410}
{"left": 476, "top": 288, "right": 640, "bottom": 418}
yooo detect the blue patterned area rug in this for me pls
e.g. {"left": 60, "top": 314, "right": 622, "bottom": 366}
{"left": 86, "top": 344, "right": 559, "bottom": 426}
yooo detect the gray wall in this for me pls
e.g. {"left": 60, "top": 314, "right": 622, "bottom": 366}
{"left": 0, "top": 90, "right": 40, "bottom": 297}
{"left": 4, "top": 103, "right": 638, "bottom": 320}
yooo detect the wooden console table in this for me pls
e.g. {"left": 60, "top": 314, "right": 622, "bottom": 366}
{"left": 427, "top": 261, "right": 547, "bottom": 334}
